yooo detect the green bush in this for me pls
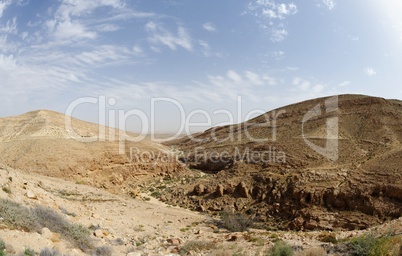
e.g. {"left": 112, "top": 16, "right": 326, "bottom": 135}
{"left": 0, "top": 199, "right": 92, "bottom": 252}
{"left": 349, "top": 233, "right": 376, "bottom": 256}
{"left": 0, "top": 239, "right": 5, "bottom": 251}
{"left": 266, "top": 240, "right": 294, "bottom": 256}
{"left": 349, "top": 233, "right": 402, "bottom": 256}
{"left": 0, "top": 238, "right": 5, "bottom": 256}
{"left": 219, "top": 211, "right": 253, "bottom": 232}
{"left": 33, "top": 205, "right": 92, "bottom": 251}
{"left": 65, "top": 224, "right": 92, "bottom": 251}
{"left": 23, "top": 248, "right": 36, "bottom": 256}
{"left": 0, "top": 199, "right": 39, "bottom": 231}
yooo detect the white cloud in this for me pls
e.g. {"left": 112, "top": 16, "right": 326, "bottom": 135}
{"left": 227, "top": 70, "right": 243, "bottom": 83}
{"left": 0, "top": 16, "right": 17, "bottom": 34}
{"left": 74, "top": 45, "right": 132, "bottom": 66}
{"left": 97, "top": 23, "right": 120, "bottom": 32}
{"left": 322, "top": 0, "right": 335, "bottom": 10}
{"left": 202, "top": 22, "right": 216, "bottom": 32}
{"left": 339, "top": 81, "right": 350, "bottom": 87}
{"left": 52, "top": 19, "right": 97, "bottom": 40}
{"left": 198, "top": 40, "right": 222, "bottom": 58}
{"left": 271, "top": 28, "right": 288, "bottom": 42}
{"left": 145, "top": 22, "right": 192, "bottom": 51}
{"left": 248, "top": 1, "right": 297, "bottom": 42}
{"left": 0, "top": 0, "right": 12, "bottom": 18}
{"left": 271, "top": 50, "right": 285, "bottom": 59}
{"left": 312, "top": 84, "right": 324, "bottom": 93}
{"left": 366, "top": 67, "right": 377, "bottom": 76}
{"left": 286, "top": 66, "right": 298, "bottom": 71}
{"left": 45, "top": 0, "right": 125, "bottom": 42}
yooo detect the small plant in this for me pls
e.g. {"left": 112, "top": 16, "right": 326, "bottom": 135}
{"left": 266, "top": 240, "right": 293, "bottom": 256}
{"left": 180, "top": 227, "right": 190, "bottom": 232}
{"left": 150, "top": 191, "right": 161, "bottom": 198}
{"left": 0, "top": 239, "right": 5, "bottom": 251}
{"left": 0, "top": 199, "right": 39, "bottom": 231}
{"left": 317, "top": 232, "right": 338, "bottom": 244}
{"left": 295, "top": 247, "right": 326, "bottom": 256}
{"left": 23, "top": 248, "right": 36, "bottom": 256}
{"left": 348, "top": 233, "right": 402, "bottom": 256}
{"left": 0, "top": 238, "right": 5, "bottom": 256}
{"left": 219, "top": 211, "right": 253, "bottom": 232}
{"left": 92, "top": 246, "right": 112, "bottom": 256}
{"left": 349, "top": 233, "right": 376, "bottom": 256}
{"left": 39, "top": 248, "right": 64, "bottom": 256}
{"left": 179, "top": 240, "right": 216, "bottom": 255}
{"left": 2, "top": 186, "right": 11, "bottom": 194}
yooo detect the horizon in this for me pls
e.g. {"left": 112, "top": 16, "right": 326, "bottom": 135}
{"left": 1, "top": 1, "right": 401, "bottom": 133}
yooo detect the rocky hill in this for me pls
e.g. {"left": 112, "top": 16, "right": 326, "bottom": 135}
{"left": 0, "top": 110, "right": 184, "bottom": 196}
{"left": 161, "top": 94, "right": 402, "bottom": 231}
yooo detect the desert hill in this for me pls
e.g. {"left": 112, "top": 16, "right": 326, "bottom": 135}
{"left": 161, "top": 94, "right": 402, "bottom": 230}
{"left": 0, "top": 109, "right": 184, "bottom": 195}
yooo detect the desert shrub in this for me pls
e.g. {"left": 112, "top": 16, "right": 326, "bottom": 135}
{"left": 180, "top": 240, "right": 216, "bottom": 255}
{"left": 349, "top": 233, "right": 377, "bottom": 256}
{"left": 33, "top": 205, "right": 92, "bottom": 251}
{"left": 266, "top": 240, "right": 294, "bottom": 256}
{"left": 0, "top": 199, "right": 40, "bottom": 231}
{"left": 295, "top": 247, "right": 326, "bottom": 256}
{"left": 0, "top": 199, "right": 92, "bottom": 252}
{"left": 219, "top": 211, "right": 253, "bottom": 232}
{"left": 92, "top": 246, "right": 112, "bottom": 256}
{"left": 317, "top": 232, "right": 338, "bottom": 244}
{"left": 39, "top": 248, "right": 65, "bottom": 256}
{"left": 0, "top": 238, "right": 5, "bottom": 256}
{"left": 0, "top": 239, "right": 5, "bottom": 251}
{"left": 349, "top": 233, "right": 402, "bottom": 256}
{"left": 22, "top": 248, "right": 36, "bottom": 256}
{"left": 65, "top": 223, "right": 92, "bottom": 251}
{"left": 2, "top": 186, "right": 11, "bottom": 194}
{"left": 33, "top": 205, "right": 69, "bottom": 233}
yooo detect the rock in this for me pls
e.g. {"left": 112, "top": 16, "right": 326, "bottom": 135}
{"left": 23, "top": 180, "right": 28, "bottom": 185}
{"left": 227, "top": 235, "right": 238, "bottom": 241}
{"left": 127, "top": 252, "right": 142, "bottom": 256}
{"left": 129, "top": 188, "right": 140, "bottom": 198}
{"left": 167, "top": 238, "right": 182, "bottom": 246}
{"left": 26, "top": 191, "right": 37, "bottom": 199}
{"left": 235, "top": 182, "right": 249, "bottom": 198}
{"left": 94, "top": 229, "right": 105, "bottom": 238}
{"left": 41, "top": 227, "right": 53, "bottom": 239}
{"left": 50, "top": 232, "right": 61, "bottom": 243}
{"left": 5, "top": 243, "right": 15, "bottom": 254}
{"left": 193, "top": 184, "right": 205, "bottom": 195}
{"left": 215, "top": 184, "right": 225, "bottom": 197}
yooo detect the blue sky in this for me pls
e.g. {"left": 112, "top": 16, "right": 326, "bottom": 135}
{"left": 0, "top": 0, "right": 401, "bottom": 133}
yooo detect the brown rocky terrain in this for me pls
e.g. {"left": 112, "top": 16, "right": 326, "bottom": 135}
{"left": 0, "top": 95, "right": 401, "bottom": 255}
{"left": 161, "top": 94, "right": 402, "bottom": 231}
{"left": 0, "top": 110, "right": 185, "bottom": 196}
{"left": 1, "top": 163, "right": 401, "bottom": 255}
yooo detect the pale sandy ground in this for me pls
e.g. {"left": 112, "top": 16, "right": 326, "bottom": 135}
{"left": 1, "top": 163, "right": 401, "bottom": 256}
